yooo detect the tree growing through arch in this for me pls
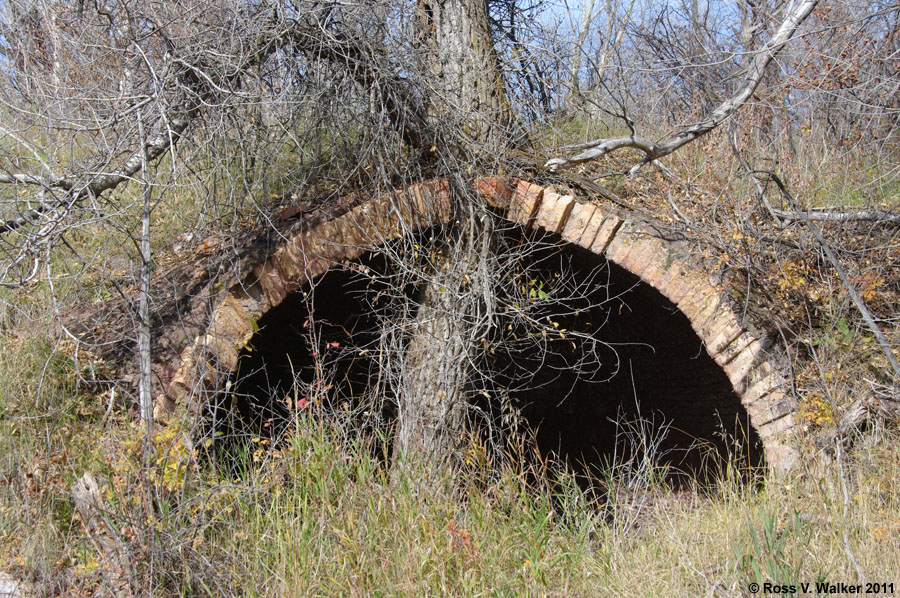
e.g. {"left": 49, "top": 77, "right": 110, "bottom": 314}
{"left": 3, "top": 0, "right": 896, "bottom": 474}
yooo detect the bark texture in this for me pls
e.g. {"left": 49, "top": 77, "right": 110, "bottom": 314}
{"left": 397, "top": 248, "right": 475, "bottom": 459}
{"left": 415, "top": 0, "right": 510, "bottom": 146}
{"left": 396, "top": 1, "right": 509, "bottom": 463}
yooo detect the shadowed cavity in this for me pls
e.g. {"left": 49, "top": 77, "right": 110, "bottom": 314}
{"left": 208, "top": 225, "right": 764, "bottom": 482}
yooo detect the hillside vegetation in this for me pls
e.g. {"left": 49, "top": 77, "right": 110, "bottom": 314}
{"left": 1, "top": 1, "right": 898, "bottom": 596}
{"left": 1, "top": 120, "right": 898, "bottom": 596}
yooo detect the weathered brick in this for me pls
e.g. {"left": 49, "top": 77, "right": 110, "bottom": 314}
{"left": 704, "top": 318, "right": 745, "bottom": 357}
{"left": 308, "top": 220, "right": 353, "bottom": 263}
{"left": 253, "top": 260, "right": 288, "bottom": 307}
{"left": 714, "top": 332, "right": 761, "bottom": 367}
{"left": 764, "top": 441, "right": 799, "bottom": 476}
{"left": 573, "top": 206, "right": 609, "bottom": 249}
{"left": 508, "top": 180, "right": 544, "bottom": 224}
{"left": 164, "top": 343, "right": 199, "bottom": 416}
{"left": 153, "top": 395, "right": 176, "bottom": 423}
{"left": 589, "top": 214, "right": 623, "bottom": 254}
{"left": 611, "top": 232, "right": 670, "bottom": 282}
{"left": 676, "top": 285, "right": 720, "bottom": 331}
{"left": 367, "top": 198, "right": 396, "bottom": 238}
{"left": 758, "top": 412, "right": 795, "bottom": 439}
{"left": 228, "top": 280, "right": 265, "bottom": 315}
{"left": 291, "top": 233, "right": 323, "bottom": 268}
{"left": 744, "top": 387, "right": 785, "bottom": 424}
{"left": 690, "top": 298, "right": 739, "bottom": 343}
{"left": 391, "top": 187, "right": 435, "bottom": 231}
{"left": 534, "top": 190, "right": 575, "bottom": 234}
{"left": 634, "top": 246, "right": 674, "bottom": 289}
{"left": 270, "top": 242, "right": 305, "bottom": 284}
{"left": 161, "top": 177, "right": 803, "bottom": 474}
{"left": 473, "top": 177, "right": 515, "bottom": 209}
{"left": 644, "top": 257, "right": 691, "bottom": 306}
{"left": 656, "top": 271, "right": 697, "bottom": 305}
{"left": 209, "top": 295, "right": 255, "bottom": 348}
{"left": 722, "top": 338, "right": 769, "bottom": 391}
{"left": 339, "top": 215, "right": 379, "bottom": 252}
{"left": 200, "top": 333, "right": 240, "bottom": 374}
{"left": 345, "top": 200, "right": 388, "bottom": 243}
{"left": 601, "top": 220, "right": 633, "bottom": 262}
{"left": 561, "top": 201, "right": 597, "bottom": 244}
{"left": 411, "top": 178, "right": 452, "bottom": 223}
{"left": 741, "top": 360, "right": 778, "bottom": 390}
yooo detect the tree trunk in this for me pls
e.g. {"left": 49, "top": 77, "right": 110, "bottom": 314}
{"left": 415, "top": 0, "right": 510, "bottom": 146}
{"left": 567, "top": 0, "right": 596, "bottom": 106}
{"left": 396, "top": 0, "right": 508, "bottom": 464}
{"left": 397, "top": 247, "right": 474, "bottom": 459}
{"left": 397, "top": 211, "right": 496, "bottom": 464}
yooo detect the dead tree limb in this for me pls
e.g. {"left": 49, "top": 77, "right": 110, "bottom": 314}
{"left": 0, "top": 13, "right": 288, "bottom": 239}
{"left": 765, "top": 172, "right": 900, "bottom": 380}
{"left": 545, "top": 0, "right": 819, "bottom": 172}
{"left": 0, "top": 116, "right": 190, "bottom": 235}
{"left": 770, "top": 208, "right": 900, "bottom": 227}
{"left": 0, "top": 17, "right": 434, "bottom": 240}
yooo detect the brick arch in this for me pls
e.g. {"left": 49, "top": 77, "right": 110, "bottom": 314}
{"left": 158, "top": 178, "right": 798, "bottom": 473}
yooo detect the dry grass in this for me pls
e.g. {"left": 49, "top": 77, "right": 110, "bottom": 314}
{"left": 1, "top": 335, "right": 898, "bottom": 598}
{"left": 0, "top": 118, "right": 898, "bottom": 596}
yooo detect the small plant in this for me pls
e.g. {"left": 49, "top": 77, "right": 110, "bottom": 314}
{"left": 598, "top": 404, "right": 675, "bottom": 530}
{"left": 811, "top": 316, "right": 854, "bottom": 348}
{"left": 734, "top": 510, "right": 810, "bottom": 594}
{"left": 526, "top": 279, "right": 550, "bottom": 303}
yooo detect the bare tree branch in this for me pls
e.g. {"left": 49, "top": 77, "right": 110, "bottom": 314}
{"left": 770, "top": 208, "right": 900, "bottom": 227}
{"left": 545, "top": 0, "right": 819, "bottom": 172}
{"left": 765, "top": 172, "right": 900, "bottom": 380}
{"left": 0, "top": 13, "right": 438, "bottom": 238}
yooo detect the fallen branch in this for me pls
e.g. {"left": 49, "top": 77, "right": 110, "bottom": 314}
{"left": 868, "top": 379, "right": 900, "bottom": 420}
{"left": 770, "top": 208, "right": 900, "bottom": 227}
{"left": 0, "top": 20, "right": 286, "bottom": 238}
{"left": 545, "top": 0, "right": 819, "bottom": 172}
{"left": 0, "top": 116, "right": 190, "bottom": 235}
{"left": 765, "top": 172, "right": 900, "bottom": 380}
{"left": 0, "top": 172, "right": 68, "bottom": 187}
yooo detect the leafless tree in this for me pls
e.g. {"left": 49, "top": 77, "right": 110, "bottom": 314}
{"left": 546, "top": 0, "right": 821, "bottom": 172}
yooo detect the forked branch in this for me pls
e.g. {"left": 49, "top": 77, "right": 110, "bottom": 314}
{"left": 545, "top": 0, "right": 819, "bottom": 173}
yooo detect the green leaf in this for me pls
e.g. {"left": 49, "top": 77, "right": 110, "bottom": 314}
{"left": 837, "top": 317, "right": 852, "bottom": 343}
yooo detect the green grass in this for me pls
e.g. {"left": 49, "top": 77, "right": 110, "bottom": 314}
{"left": 0, "top": 324, "right": 109, "bottom": 593}
{"left": 183, "top": 415, "right": 899, "bottom": 598}
{"left": 207, "top": 421, "right": 596, "bottom": 596}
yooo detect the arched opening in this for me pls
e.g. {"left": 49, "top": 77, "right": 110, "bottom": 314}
{"left": 208, "top": 223, "right": 764, "bottom": 483}
{"left": 500, "top": 240, "right": 764, "bottom": 484}
{"left": 205, "top": 249, "right": 407, "bottom": 442}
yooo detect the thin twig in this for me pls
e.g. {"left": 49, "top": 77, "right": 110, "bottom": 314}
{"left": 765, "top": 172, "right": 900, "bottom": 379}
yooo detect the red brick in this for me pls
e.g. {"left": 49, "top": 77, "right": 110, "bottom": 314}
{"left": 534, "top": 190, "right": 575, "bottom": 234}
{"left": 473, "top": 177, "right": 516, "bottom": 208}
{"left": 561, "top": 201, "right": 597, "bottom": 245}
